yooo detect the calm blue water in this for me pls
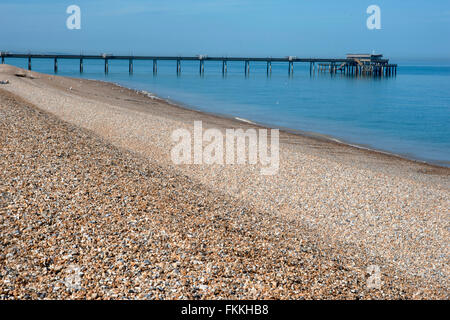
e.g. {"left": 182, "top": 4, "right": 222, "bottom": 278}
{"left": 6, "top": 58, "right": 450, "bottom": 166}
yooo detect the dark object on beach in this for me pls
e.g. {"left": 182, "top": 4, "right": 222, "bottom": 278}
{"left": 15, "top": 72, "right": 35, "bottom": 79}
{"left": 0, "top": 79, "right": 9, "bottom": 84}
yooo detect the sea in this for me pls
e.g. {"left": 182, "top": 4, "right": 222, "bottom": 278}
{"left": 5, "top": 57, "right": 450, "bottom": 167}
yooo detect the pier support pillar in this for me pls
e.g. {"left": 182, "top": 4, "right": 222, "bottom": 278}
{"left": 199, "top": 60, "right": 204, "bottom": 75}
{"left": 54, "top": 58, "right": 58, "bottom": 73}
{"left": 288, "top": 61, "right": 293, "bottom": 76}
{"left": 245, "top": 61, "right": 249, "bottom": 76}
{"left": 28, "top": 57, "right": 31, "bottom": 71}
{"left": 80, "top": 58, "right": 83, "bottom": 73}
{"left": 104, "top": 59, "right": 109, "bottom": 74}
{"left": 153, "top": 59, "right": 157, "bottom": 75}
{"left": 129, "top": 59, "right": 133, "bottom": 75}
{"left": 177, "top": 59, "right": 181, "bottom": 75}
{"left": 222, "top": 60, "right": 227, "bottom": 75}
{"left": 266, "top": 61, "right": 272, "bottom": 76}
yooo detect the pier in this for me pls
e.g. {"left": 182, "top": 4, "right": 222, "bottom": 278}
{"left": 0, "top": 52, "right": 397, "bottom": 77}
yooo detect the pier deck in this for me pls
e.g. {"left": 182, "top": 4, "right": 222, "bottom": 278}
{"left": 0, "top": 52, "right": 397, "bottom": 77}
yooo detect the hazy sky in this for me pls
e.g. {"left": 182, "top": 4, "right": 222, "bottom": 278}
{"left": 1, "top": 0, "right": 449, "bottom": 60}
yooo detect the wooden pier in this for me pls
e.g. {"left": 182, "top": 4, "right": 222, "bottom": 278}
{"left": 0, "top": 52, "right": 397, "bottom": 77}
{"left": 317, "top": 54, "right": 397, "bottom": 77}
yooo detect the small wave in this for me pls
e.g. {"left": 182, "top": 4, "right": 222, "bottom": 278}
{"left": 235, "top": 117, "right": 256, "bottom": 125}
{"left": 141, "top": 90, "right": 162, "bottom": 100}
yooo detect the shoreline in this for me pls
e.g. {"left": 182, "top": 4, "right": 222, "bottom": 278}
{"left": 153, "top": 92, "right": 450, "bottom": 170}
{"left": 1, "top": 65, "right": 449, "bottom": 298}
{"left": 2, "top": 64, "right": 448, "bottom": 179}
{"left": 1, "top": 64, "right": 448, "bottom": 178}
{"left": 106, "top": 79, "right": 450, "bottom": 170}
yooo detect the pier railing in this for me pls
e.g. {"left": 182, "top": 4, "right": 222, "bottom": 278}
{"left": 0, "top": 52, "right": 397, "bottom": 77}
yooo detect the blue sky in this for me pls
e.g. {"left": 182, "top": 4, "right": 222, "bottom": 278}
{"left": 1, "top": 0, "right": 449, "bottom": 60}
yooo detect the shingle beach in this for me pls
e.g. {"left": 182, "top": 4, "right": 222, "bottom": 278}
{"left": 0, "top": 65, "right": 448, "bottom": 299}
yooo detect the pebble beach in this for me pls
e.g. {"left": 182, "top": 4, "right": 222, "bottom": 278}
{"left": 0, "top": 65, "right": 448, "bottom": 299}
